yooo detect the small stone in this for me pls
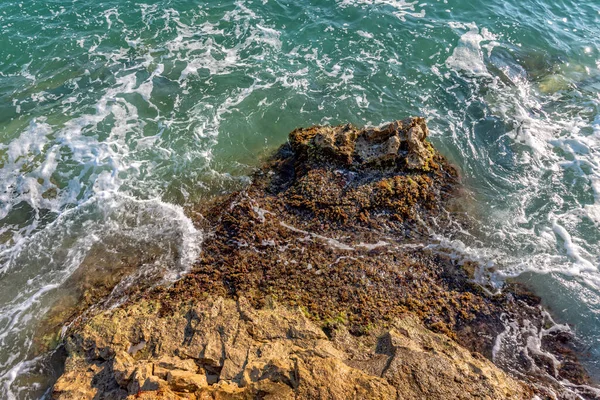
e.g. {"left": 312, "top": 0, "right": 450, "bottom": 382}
{"left": 154, "top": 356, "right": 197, "bottom": 373}
{"left": 127, "top": 363, "right": 154, "bottom": 395}
{"left": 140, "top": 375, "right": 166, "bottom": 392}
{"left": 166, "top": 370, "right": 208, "bottom": 392}
{"left": 112, "top": 351, "right": 136, "bottom": 388}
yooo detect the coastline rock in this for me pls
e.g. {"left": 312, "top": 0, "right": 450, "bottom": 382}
{"left": 289, "top": 117, "right": 435, "bottom": 170}
{"left": 52, "top": 298, "right": 528, "bottom": 400}
{"left": 50, "top": 118, "right": 594, "bottom": 399}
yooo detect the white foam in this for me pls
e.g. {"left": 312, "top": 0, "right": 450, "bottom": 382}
{"left": 280, "top": 222, "right": 355, "bottom": 251}
{"left": 357, "top": 30, "right": 374, "bottom": 39}
{"left": 489, "top": 309, "right": 597, "bottom": 398}
{"left": 337, "top": 0, "right": 426, "bottom": 21}
{"left": 0, "top": 193, "right": 201, "bottom": 396}
{"left": 445, "top": 24, "right": 498, "bottom": 76}
{"left": 552, "top": 221, "right": 597, "bottom": 274}
{"left": 437, "top": 24, "right": 600, "bottom": 392}
{"left": 356, "top": 241, "right": 389, "bottom": 250}
{"left": 442, "top": 22, "right": 600, "bottom": 294}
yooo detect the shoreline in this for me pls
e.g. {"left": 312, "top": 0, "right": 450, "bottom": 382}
{"left": 48, "top": 118, "right": 597, "bottom": 399}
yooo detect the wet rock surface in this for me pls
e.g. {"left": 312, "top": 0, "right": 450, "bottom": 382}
{"left": 51, "top": 119, "right": 596, "bottom": 399}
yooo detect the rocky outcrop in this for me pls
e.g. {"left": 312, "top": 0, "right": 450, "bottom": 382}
{"left": 53, "top": 298, "right": 529, "bottom": 400}
{"left": 289, "top": 117, "right": 435, "bottom": 170}
{"left": 50, "top": 118, "right": 593, "bottom": 399}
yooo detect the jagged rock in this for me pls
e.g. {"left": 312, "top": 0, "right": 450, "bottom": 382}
{"left": 154, "top": 356, "right": 198, "bottom": 377}
{"left": 52, "top": 298, "right": 530, "bottom": 399}
{"left": 49, "top": 119, "right": 592, "bottom": 399}
{"left": 52, "top": 370, "right": 97, "bottom": 400}
{"left": 406, "top": 120, "right": 432, "bottom": 169}
{"left": 166, "top": 370, "right": 208, "bottom": 392}
{"left": 295, "top": 356, "right": 397, "bottom": 399}
{"left": 127, "top": 363, "right": 156, "bottom": 394}
{"left": 289, "top": 117, "right": 436, "bottom": 170}
{"left": 112, "top": 351, "right": 136, "bottom": 387}
{"left": 381, "top": 316, "right": 527, "bottom": 399}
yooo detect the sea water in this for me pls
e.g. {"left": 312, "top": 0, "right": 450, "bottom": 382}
{"left": 0, "top": 0, "right": 599, "bottom": 397}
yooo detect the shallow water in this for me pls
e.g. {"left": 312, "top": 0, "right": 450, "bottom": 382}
{"left": 0, "top": 0, "right": 599, "bottom": 397}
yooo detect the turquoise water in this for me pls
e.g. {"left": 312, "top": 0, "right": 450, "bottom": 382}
{"left": 0, "top": 0, "right": 599, "bottom": 397}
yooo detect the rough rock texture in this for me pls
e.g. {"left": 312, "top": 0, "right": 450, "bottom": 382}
{"left": 50, "top": 118, "right": 594, "bottom": 399}
{"left": 52, "top": 298, "right": 529, "bottom": 400}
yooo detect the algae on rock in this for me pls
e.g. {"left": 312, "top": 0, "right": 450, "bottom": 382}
{"left": 50, "top": 119, "right": 592, "bottom": 399}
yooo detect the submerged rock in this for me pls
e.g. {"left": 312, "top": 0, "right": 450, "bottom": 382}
{"left": 51, "top": 118, "right": 594, "bottom": 399}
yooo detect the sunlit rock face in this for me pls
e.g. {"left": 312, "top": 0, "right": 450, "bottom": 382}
{"left": 51, "top": 120, "right": 590, "bottom": 400}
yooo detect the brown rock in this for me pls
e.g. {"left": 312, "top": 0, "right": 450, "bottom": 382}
{"left": 295, "top": 356, "right": 397, "bottom": 399}
{"left": 166, "top": 370, "right": 208, "bottom": 392}
{"left": 49, "top": 119, "right": 591, "bottom": 399}
{"left": 406, "top": 119, "right": 432, "bottom": 169}
{"left": 153, "top": 356, "right": 198, "bottom": 379}
{"left": 312, "top": 124, "right": 357, "bottom": 165}
{"left": 51, "top": 370, "right": 97, "bottom": 400}
{"left": 381, "top": 315, "right": 527, "bottom": 399}
{"left": 113, "top": 351, "right": 136, "bottom": 387}
{"left": 52, "top": 298, "right": 531, "bottom": 400}
{"left": 127, "top": 363, "right": 156, "bottom": 394}
{"left": 290, "top": 117, "right": 436, "bottom": 171}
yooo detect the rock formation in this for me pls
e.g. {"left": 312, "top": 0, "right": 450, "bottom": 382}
{"left": 53, "top": 298, "right": 529, "bottom": 399}
{"left": 50, "top": 118, "right": 593, "bottom": 399}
